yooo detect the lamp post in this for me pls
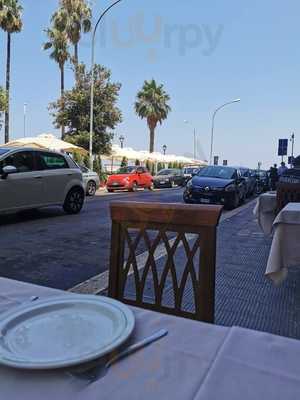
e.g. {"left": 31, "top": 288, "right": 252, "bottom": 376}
{"left": 184, "top": 120, "right": 197, "bottom": 159}
{"left": 209, "top": 98, "right": 241, "bottom": 165}
{"left": 162, "top": 144, "right": 167, "bottom": 155}
{"left": 23, "top": 102, "right": 27, "bottom": 137}
{"left": 119, "top": 135, "right": 125, "bottom": 149}
{"left": 290, "top": 133, "right": 295, "bottom": 166}
{"left": 89, "top": 0, "right": 123, "bottom": 170}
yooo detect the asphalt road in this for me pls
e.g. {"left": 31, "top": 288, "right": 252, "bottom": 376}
{"left": 0, "top": 188, "right": 256, "bottom": 290}
{"left": 0, "top": 188, "right": 187, "bottom": 290}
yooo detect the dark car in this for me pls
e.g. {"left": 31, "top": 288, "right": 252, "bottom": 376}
{"left": 239, "top": 167, "right": 256, "bottom": 197}
{"left": 255, "top": 170, "right": 270, "bottom": 193}
{"left": 153, "top": 169, "right": 185, "bottom": 188}
{"left": 183, "top": 165, "right": 247, "bottom": 209}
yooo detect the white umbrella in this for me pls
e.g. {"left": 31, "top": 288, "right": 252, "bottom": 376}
{"left": 2, "top": 134, "right": 87, "bottom": 154}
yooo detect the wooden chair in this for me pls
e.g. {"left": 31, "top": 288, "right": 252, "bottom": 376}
{"left": 108, "top": 202, "right": 223, "bottom": 323}
{"left": 276, "top": 182, "right": 300, "bottom": 213}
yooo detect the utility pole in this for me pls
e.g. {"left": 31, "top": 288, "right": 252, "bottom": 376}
{"left": 290, "top": 133, "right": 295, "bottom": 166}
{"left": 194, "top": 128, "right": 196, "bottom": 159}
{"left": 23, "top": 103, "right": 27, "bottom": 137}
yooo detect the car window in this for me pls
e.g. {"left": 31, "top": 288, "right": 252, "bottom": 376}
{"left": 198, "top": 166, "right": 236, "bottom": 180}
{"left": 36, "top": 152, "right": 69, "bottom": 170}
{"left": 116, "top": 166, "right": 136, "bottom": 174}
{"left": 0, "top": 151, "right": 35, "bottom": 173}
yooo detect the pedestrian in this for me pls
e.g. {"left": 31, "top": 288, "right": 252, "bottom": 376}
{"left": 279, "top": 155, "right": 300, "bottom": 183}
{"left": 278, "top": 161, "right": 288, "bottom": 177}
{"left": 269, "top": 164, "right": 278, "bottom": 190}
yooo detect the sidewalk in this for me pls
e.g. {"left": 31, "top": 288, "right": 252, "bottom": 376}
{"left": 124, "top": 203, "right": 300, "bottom": 339}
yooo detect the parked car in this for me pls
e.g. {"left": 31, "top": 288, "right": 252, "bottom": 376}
{"left": 0, "top": 147, "right": 85, "bottom": 214}
{"left": 183, "top": 166, "right": 201, "bottom": 184}
{"left": 254, "top": 170, "right": 270, "bottom": 194}
{"left": 79, "top": 165, "right": 100, "bottom": 196}
{"left": 239, "top": 167, "right": 256, "bottom": 197}
{"left": 183, "top": 165, "right": 247, "bottom": 209}
{"left": 106, "top": 166, "right": 153, "bottom": 192}
{"left": 153, "top": 168, "right": 185, "bottom": 188}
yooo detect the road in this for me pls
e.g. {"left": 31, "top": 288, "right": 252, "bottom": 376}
{"left": 0, "top": 188, "right": 186, "bottom": 290}
{"left": 0, "top": 188, "right": 255, "bottom": 291}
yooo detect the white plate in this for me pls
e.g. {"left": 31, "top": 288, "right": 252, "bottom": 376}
{"left": 200, "top": 198, "right": 210, "bottom": 204}
{"left": 0, "top": 295, "right": 135, "bottom": 370}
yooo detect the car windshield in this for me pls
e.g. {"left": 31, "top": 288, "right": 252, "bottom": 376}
{"left": 0, "top": 148, "right": 9, "bottom": 157}
{"left": 198, "top": 166, "right": 236, "bottom": 180}
{"left": 184, "top": 168, "right": 198, "bottom": 174}
{"left": 116, "top": 166, "right": 136, "bottom": 174}
{"left": 157, "top": 169, "right": 174, "bottom": 176}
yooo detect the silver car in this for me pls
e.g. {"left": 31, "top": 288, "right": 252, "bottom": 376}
{"left": 80, "top": 166, "right": 100, "bottom": 196}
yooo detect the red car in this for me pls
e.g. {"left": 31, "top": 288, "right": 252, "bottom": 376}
{"left": 106, "top": 166, "right": 154, "bottom": 192}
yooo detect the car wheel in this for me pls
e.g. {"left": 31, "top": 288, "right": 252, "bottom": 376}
{"left": 86, "top": 180, "right": 97, "bottom": 196}
{"left": 130, "top": 182, "right": 138, "bottom": 192}
{"left": 226, "top": 193, "right": 239, "bottom": 210}
{"left": 63, "top": 187, "right": 84, "bottom": 214}
{"left": 148, "top": 181, "right": 154, "bottom": 191}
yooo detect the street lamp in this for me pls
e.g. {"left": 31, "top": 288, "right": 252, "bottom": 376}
{"left": 209, "top": 99, "right": 241, "bottom": 165}
{"left": 162, "top": 144, "right": 167, "bottom": 155}
{"left": 184, "top": 120, "right": 197, "bottom": 159}
{"left": 89, "top": 0, "right": 123, "bottom": 170}
{"left": 23, "top": 102, "right": 27, "bottom": 137}
{"left": 119, "top": 135, "right": 125, "bottom": 149}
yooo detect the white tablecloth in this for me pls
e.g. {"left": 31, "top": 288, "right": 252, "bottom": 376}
{"left": 1, "top": 278, "right": 300, "bottom": 399}
{"left": 253, "top": 192, "right": 277, "bottom": 235}
{"left": 266, "top": 203, "right": 300, "bottom": 284}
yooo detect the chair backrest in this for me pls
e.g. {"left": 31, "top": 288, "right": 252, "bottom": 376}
{"left": 276, "top": 182, "right": 300, "bottom": 212}
{"left": 108, "top": 202, "right": 223, "bottom": 323}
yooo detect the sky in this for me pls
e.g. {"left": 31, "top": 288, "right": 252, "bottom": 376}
{"left": 0, "top": 0, "right": 299, "bottom": 168}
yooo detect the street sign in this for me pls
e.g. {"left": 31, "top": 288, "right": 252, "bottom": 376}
{"left": 223, "top": 160, "right": 228, "bottom": 166}
{"left": 213, "top": 156, "right": 219, "bottom": 166}
{"left": 278, "top": 139, "right": 288, "bottom": 156}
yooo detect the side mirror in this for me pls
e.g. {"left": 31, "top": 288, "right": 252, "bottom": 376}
{"left": 1, "top": 165, "right": 17, "bottom": 179}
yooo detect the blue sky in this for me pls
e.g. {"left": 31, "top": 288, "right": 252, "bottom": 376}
{"left": 0, "top": 0, "right": 299, "bottom": 168}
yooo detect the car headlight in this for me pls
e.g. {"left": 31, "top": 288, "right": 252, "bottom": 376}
{"left": 186, "top": 179, "right": 193, "bottom": 188}
{"left": 124, "top": 177, "right": 130, "bottom": 183}
{"left": 225, "top": 184, "right": 236, "bottom": 192}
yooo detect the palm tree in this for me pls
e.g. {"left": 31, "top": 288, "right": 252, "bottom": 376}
{"left": 43, "top": 27, "right": 70, "bottom": 137}
{"left": 135, "top": 79, "right": 171, "bottom": 153}
{"left": 0, "top": 0, "right": 22, "bottom": 143}
{"left": 52, "top": 0, "right": 92, "bottom": 75}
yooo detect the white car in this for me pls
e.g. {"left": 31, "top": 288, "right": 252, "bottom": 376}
{"left": 79, "top": 165, "right": 100, "bottom": 196}
{"left": 0, "top": 147, "right": 85, "bottom": 214}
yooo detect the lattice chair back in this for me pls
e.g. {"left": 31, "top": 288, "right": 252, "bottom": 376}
{"left": 108, "top": 202, "right": 223, "bottom": 323}
{"left": 276, "top": 182, "right": 300, "bottom": 213}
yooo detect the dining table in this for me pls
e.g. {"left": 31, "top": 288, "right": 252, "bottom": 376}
{"left": 1, "top": 277, "right": 300, "bottom": 399}
{"left": 253, "top": 191, "right": 277, "bottom": 235}
{"left": 265, "top": 202, "right": 300, "bottom": 284}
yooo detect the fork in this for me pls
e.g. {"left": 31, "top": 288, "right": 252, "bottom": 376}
{"left": 70, "top": 328, "right": 168, "bottom": 383}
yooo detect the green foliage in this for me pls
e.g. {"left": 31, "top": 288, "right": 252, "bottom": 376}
{"left": 0, "top": 0, "right": 23, "bottom": 34}
{"left": 135, "top": 159, "right": 140, "bottom": 166}
{"left": 43, "top": 27, "right": 69, "bottom": 70}
{"left": 120, "top": 157, "right": 128, "bottom": 168}
{"left": 49, "top": 63, "right": 122, "bottom": 155}
{"left": 157, "top": 162, "right": 164, "bottom": 172}
{"left": 52, "top": 0, "right": 91, "bottom": 65}
{"left": 135, "top": 79, "right": 171, "bottom": 153}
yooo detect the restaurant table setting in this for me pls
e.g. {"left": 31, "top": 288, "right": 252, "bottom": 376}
{"left": 253, "top": 191, "right": 277, "bottom": 235}
{"left": 1, "top": 277, "right": 300, "bottom": 399}
{"left": 265, "top": 202, "right": 300, "bottom": 284}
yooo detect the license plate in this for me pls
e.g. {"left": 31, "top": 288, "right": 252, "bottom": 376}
{"left": 200, "top": 198, "right": 210, "bottom": 204}
{"left": 160, "top": 181, "right": 166, "bottom": 184}
{"left": 112, "top": 182, "right": 119, "bottom": 186}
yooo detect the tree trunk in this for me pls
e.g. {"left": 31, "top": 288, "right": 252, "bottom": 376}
{"left": 60, "top": 65, "right": 65, "bottom": 139}
{"left": 149, "top": 127, "right": 155, "bottom": 153}
{"left": 4, "top": 33, "right": 11, "bottom": 144}
{"left": 74, "top": 44, "right": 79, "bottom": 82}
